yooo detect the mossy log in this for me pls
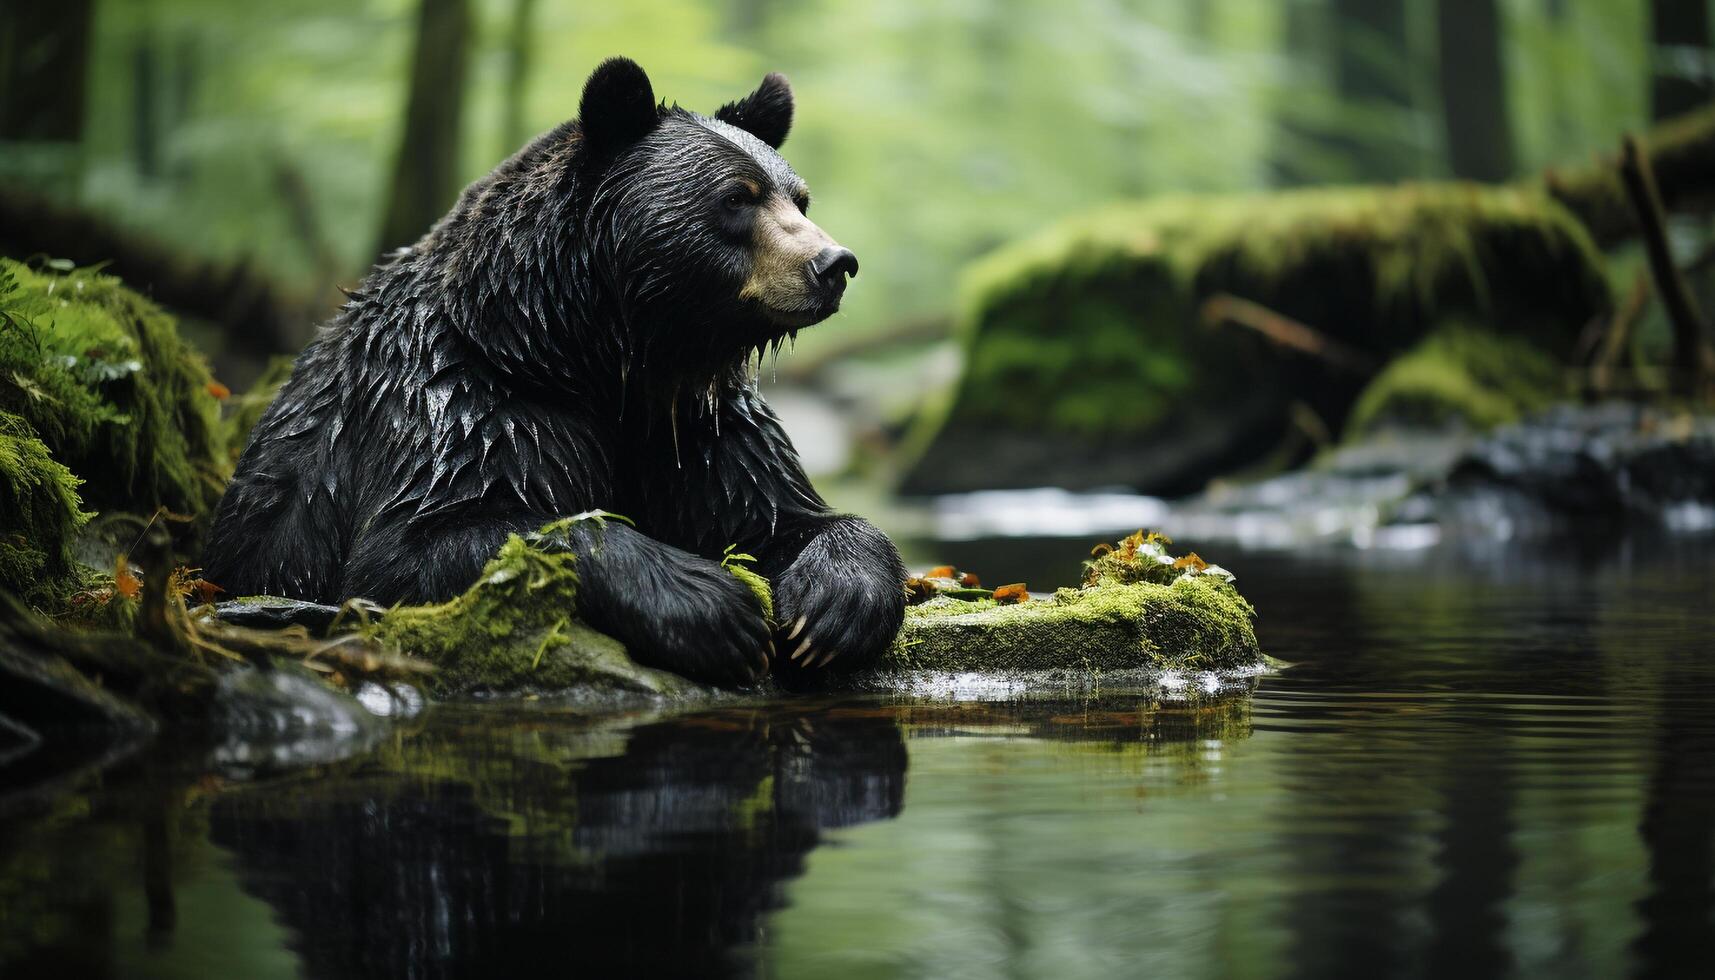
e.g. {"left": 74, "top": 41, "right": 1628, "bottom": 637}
{"left": 900, "top": 184, "right": 1609, "bottom": 495}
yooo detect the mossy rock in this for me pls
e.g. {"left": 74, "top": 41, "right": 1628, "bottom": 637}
{"left": 1345, "top": 323, "right": 1565, "bottom": 437}
{"left": 365, "top": 533, "right": 703, "bottom": 698}
{"left": 884, "top": 577, "right": 1259, "bottom": 675}
{"left": 0, "top": 259, "right": 228, "bottom": 520}
{"left": 901, "top": 184, "right": 1609, "bottom": 495}
{"left": 364, "top": 528, "right": 1263, "bottom": 696}
{"left": 0, "top": 412, "right": 91, "bottom": 604}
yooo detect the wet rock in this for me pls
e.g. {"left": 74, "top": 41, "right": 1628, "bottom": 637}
{"left": 211, "top": 597, "right": 347, "bottom": 633}
{"left": 1419, "top": 403, "right": 1715, "bottom": 535}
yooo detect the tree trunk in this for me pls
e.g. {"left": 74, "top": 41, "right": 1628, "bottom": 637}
{"left": 1269, "top": 0, "right": 1328, "bottom": 186}
{"left": 1331, "top": 0, "right": 1414, "bottom": 180}
{"left": 133, "top": 34, "right": 166, "bottom": 180}
{"left": 1651, "top": 0, "right": 1714, "bottom": 122}
{"left": 0, "top": 0, "right": 93, "bottom": 142}
{"left": 1437, "top": 0, "right": 1516, "bottom": 181}
{"left": 376, "top": 0, "right": 472, "bottom": 257}
{"left": 498, "top": 0, "right": 538, "bottom": 157}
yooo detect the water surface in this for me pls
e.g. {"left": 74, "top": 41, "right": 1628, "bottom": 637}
{"left": 2, "top": 535, "right": 1712, "bottom": 978}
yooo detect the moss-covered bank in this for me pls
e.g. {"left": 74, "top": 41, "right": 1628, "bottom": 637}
{"left": 0, "top": 413, "right": 91, "bottom": 603}
{"left": 0, "top": 259, "right": 228, "bottom": 518}
{"left": 900, "top": 184, "right": 1609, "bottom": 495}
{"left": 0, "top": 259, "right": 231, "bottom": 603}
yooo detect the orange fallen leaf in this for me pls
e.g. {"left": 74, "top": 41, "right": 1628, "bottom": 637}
{"left": 1173, "top": 553, "right": 1209, "bottom": 572}
{"left": 926, "top": 565, "right": 956, "bottom": 579}
{"left": 114, "top": 554, "right": 142, "bottom": 600}
{"left": 207, "top": 380, "right": 232, "bottom": 400}
{"left": 992, "top": 583, "right": 1029, "bottom": 604}
{"left": 190, "top": 578, "right": 224, "bottom": 604}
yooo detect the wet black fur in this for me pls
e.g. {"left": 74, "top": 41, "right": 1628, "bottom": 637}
{"left": 203, "top": 58, "right": 905, "bottom": 689}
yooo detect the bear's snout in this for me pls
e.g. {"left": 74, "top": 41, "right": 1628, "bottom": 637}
{"left": 809, "top": 246, "right": 859, "bottom": 296}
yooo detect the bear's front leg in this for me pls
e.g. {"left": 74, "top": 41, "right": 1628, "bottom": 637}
{"left": 550, "top": 519, "right": 774, "bottom": 689}
{"left": 761, "top": 515, "right": 907, "bottom": 681}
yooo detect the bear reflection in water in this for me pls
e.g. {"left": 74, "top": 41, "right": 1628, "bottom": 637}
{"left": 207, "top": 707, "right": 908, "bottom": 979}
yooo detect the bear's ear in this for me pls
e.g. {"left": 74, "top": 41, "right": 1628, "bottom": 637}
{"left": 715, "top": 72, "right": 793, "bottom": 149}
{"left": 579, "top": 57, "right": 659, "bottom": 153}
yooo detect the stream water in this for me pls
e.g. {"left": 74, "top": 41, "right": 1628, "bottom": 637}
{"left": 2, "top": 532, "right": 1712, "bottom": 978}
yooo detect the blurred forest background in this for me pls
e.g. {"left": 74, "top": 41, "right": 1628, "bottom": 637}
{"left": 1, "top": 0, "right": 1712, "bottom": 493}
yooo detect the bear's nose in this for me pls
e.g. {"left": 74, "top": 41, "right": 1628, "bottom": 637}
{"left": 809, "top": 246, "right": 859, "bottom": 290}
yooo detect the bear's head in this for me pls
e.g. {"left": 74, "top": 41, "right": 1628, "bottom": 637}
{"left": 574, "top": 57, "right": 858, "bottom": 369}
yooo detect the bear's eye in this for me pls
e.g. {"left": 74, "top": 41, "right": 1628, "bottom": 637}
{"left": 794, "top": 194, "right": 810, "bottom": 215}
{"left": 722, "top": 191, "right": 753, "bottom": 212}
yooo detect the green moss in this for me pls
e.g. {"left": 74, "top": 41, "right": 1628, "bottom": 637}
{"left": 366, "top": 532, "right": 700, "bottom": 697}
{"left": 222, "top": 354, "right": 294, "bottom": 463}
{"left": 0, "top": 259, "right": 228, "bottom": 521}
{"left": 727, "top": 563, "right": 774, "bottom": 623}
{"left": 887, "top": 531, "right": 1260, "bottom": 675}
{"left": 1345, "top": 323, "right": 1565, "bottom": 436}
{"left": 902, "top": 184, "right": 1610, "bottom": 488}
{"left": 0, "top": 412, "right": 91, "bottom": 604}
{"left": 885, "top": 576, "right": 1259, "bottom": 675}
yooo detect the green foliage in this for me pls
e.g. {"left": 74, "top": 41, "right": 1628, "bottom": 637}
{"left": 1344, "top": 323, "right": 1565, "bottom": 436}
{"left": 34, "top": 0, "right": 1653, "bottom": 365}
{"left": 0, "top": 258, "right": 228, "bottom": 521}
{"left": 0, "top": 412, "right": 91, "bottom": 605}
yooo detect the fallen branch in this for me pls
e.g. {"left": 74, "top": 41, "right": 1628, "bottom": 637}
{"left": 1618, "top": 134, "right": 1711, "bottom": 397}
{"left": 1200, "top": 293, "right": 1380, "bottom": 376}
{"left": 1588, "top": 273, "right": 1652, "bottom": 397}
{"left": 1544, "top": 105, "right": 1715, "bottom": 247}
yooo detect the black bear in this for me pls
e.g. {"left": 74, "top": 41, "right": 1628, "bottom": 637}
{"left": 204, "top": 58, "right": 906, "bottom": 688}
